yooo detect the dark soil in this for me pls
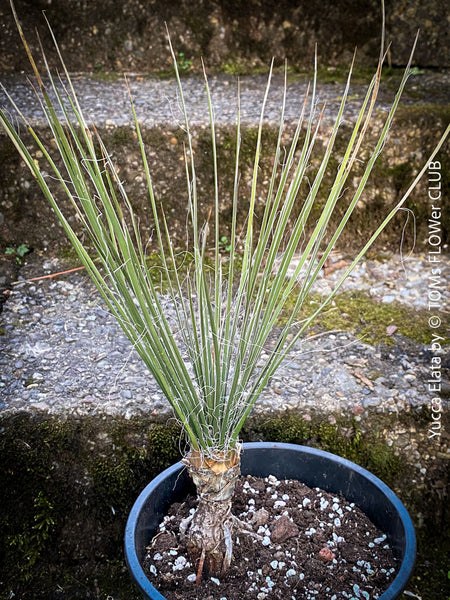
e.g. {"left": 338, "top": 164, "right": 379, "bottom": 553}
{"left": 143, "top": 474, "right": 398, "bottom": 600}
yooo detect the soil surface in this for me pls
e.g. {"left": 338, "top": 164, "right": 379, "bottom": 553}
{"left": 144, "top": 474, "right": 397, "bottom": 600}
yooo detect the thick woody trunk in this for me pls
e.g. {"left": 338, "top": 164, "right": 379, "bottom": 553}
{"left": 181, "top": 445, "right": 241, "bottom": 581}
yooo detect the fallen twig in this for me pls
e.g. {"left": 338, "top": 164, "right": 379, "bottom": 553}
{"left": 352, "top": 369, "right": 375, "bottom": 391}
{"left": 11, "top": 265, "right": 85, "bottom": 284}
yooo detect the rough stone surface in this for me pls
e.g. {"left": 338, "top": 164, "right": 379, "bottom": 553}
{"left": 270, "top": 515, "right": 299, "bottom": 544}
{"left": 0, "top": 71, "right": 448, "bottom": 252}
{"left": 0, "top": 0, "right": 448, "bottom": 74}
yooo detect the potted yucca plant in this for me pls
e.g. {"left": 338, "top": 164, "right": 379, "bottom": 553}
{"left": 1, "top": 2, "right": 448, "bottom": 598}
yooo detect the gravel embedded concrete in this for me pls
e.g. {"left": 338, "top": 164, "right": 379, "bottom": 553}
{"left": 1, "top": 70, "right": 448, "bottom": 128}
{"left": 1, "top": 252, "right": 448, "bottom": 422}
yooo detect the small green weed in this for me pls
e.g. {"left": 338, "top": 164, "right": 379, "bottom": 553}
{"left": 6, "top": 491, "right": 56, "bottom": 580}
{"left": 177, "top": 52, "right": 193, "bottom": 72}
{"left": 219, "top": 235, "right": 232, "bottom": 253}
{"left": 5, "top": 243, "right": 29, "bottom": 264}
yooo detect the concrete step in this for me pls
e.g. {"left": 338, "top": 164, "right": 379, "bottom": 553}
{"left": 0, "top": 71, "right": 448, "bottom": 254}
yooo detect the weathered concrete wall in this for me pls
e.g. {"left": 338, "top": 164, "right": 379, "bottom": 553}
{"left": 0, "top": 0, "right": 448, "bottom": 74}
{"left": 1, "top": 107, "right": 448, "bottom": 254}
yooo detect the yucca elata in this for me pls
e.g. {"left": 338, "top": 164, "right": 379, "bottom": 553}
{"left": 1, "top": 0, "right": 448, "bottom": 581}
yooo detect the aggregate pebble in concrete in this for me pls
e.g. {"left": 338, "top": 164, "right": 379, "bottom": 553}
{"left": 0, "top": 73, "right": 395, "bottom": 129}
{"left": 1, "top": 70, "right": 448, "bottom": 130}
{"left": 1, "top": 252, "right": 448, "bottom": 421}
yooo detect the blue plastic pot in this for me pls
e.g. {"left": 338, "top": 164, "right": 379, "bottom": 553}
{"left": 125, "top": 442, "right": 416, "bottom": 600}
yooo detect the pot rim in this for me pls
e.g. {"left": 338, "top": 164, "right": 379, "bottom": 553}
{"left": 125, "top": 442, "right": 416, "bottom": 600}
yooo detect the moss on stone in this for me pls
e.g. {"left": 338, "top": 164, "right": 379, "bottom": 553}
{"left": 243, "top": 411, "right": 404, "bottom": 485}
{"left": 111, "top": 126, "right": 136, "bottom": 146}
{"left": 278, "top": 289, "right": 447, "bottom": 345}
{"left": 0, "top": 413, "right": 182, "bottom": 598}
{"left": 0, "top": 408, "right": 447, "bottom": 598}
{"left": 394, "top": 103, "right": 450, "bottom": 129}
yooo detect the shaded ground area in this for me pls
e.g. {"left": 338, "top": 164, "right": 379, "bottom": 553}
{"left": 0, "top": 410, "right": 449, "bottom": 600}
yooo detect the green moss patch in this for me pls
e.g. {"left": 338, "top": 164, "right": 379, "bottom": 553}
{"left": 0, "top": 414, "right": 181, "bottom": 599}
{"left": 243, "top": 411, "right": 405, "bottom": 485}
{"left": 280, "top": 289, "right": 446, "bottom": 345}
